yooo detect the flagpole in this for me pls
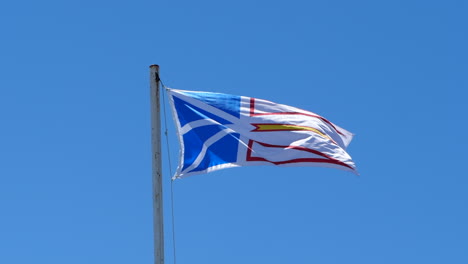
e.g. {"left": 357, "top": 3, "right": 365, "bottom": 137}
{"left": 150, "top": 64, "right": 165, "bottom": 264}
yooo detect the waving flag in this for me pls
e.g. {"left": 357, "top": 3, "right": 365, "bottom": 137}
{"left": 168, "top": 88, "right": 357, "bottom": 179}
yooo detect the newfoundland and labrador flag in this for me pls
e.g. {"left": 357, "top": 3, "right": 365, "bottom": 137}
{"left": 168, "top": 88, "right": 357, "bottom": 179}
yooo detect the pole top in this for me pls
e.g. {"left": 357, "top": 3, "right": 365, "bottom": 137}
{"left": 150, "top": 64, "right": 160, "bottom": 70}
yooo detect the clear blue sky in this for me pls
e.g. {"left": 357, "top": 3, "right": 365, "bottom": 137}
{"left": 1, "top": 0, "right": 467, "bottom": 263}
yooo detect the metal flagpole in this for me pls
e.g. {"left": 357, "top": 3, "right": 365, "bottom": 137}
{"left": 150, "top": 64, "right": 165, "bottom": 264}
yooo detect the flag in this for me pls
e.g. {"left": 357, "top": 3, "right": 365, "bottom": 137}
{"left": 168, "top": 88, "right": 357, "bottom": 179}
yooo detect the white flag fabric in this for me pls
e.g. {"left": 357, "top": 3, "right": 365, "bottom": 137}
{"left": 168, "top": 88, "right": 357, "bottom": 179}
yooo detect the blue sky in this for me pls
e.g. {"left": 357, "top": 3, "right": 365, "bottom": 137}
{"left": 1, "top": 0, "right": 467, "bottom": 263}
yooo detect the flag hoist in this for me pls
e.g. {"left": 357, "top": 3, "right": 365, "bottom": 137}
{"left": 149, "top": 65, "right": 164, "bottom": 264}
